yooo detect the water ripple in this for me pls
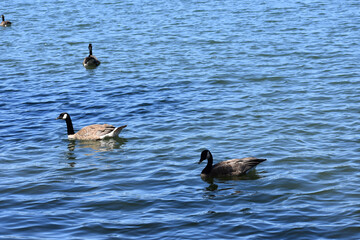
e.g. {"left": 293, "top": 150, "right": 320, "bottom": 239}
{"left": 1, "top": 0, "right": 360, "bottom": 239}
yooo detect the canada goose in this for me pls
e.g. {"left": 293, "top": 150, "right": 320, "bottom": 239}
{"left": 1, "top": 15, "right": 11, "bottom": 27}
{"left": 198, "top": 150, "right": 266, "bottom": 178}
{"left": 83, "top": 43, "right": 101, "bottom": 69}
{"left": 56, "top": 112, "right": 126, "bottom": 140}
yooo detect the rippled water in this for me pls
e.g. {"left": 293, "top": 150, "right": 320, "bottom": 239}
{"left": 1, "top": 0, "right": 360, "bottom": 239}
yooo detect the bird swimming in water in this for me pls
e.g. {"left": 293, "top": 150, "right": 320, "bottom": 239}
{"left": 198, "top": 149, "right": 266, "bottom": 178}
{"left": 82, "top": 43, "right": 101, "bottom": 69}
{"left": 1, "top": 15, "right": 12, "bottom": 27}
{"left": 56, "top": 112, "right": 126, "bottom": 140}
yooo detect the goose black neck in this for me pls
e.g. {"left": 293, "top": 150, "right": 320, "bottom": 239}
{"left": 65, "top": 116, "right": 75, "bottom": 135}
{"left": 89, "top": 45, "right": 93, "bottom": 56}
{"left": 201, "top": 152, "right": 213, "bottom": 174}
{"left": 2, "top": 15, "right": 4, "bottom": 21}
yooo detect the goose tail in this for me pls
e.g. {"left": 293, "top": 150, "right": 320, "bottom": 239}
{"left": 100, "top": 125, "right": 127, "bottom": 139}
{"left": 243, "top": 158, "right": 267, "bottom": 173}
{"left": 113, "top": 125, "right": 127, "bottom": 137}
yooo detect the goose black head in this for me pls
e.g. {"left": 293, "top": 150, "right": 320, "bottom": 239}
{"left": 1, "top": 15, "right": 4, "bottom": 21}
{"left": 199, "top": 149, "right": 211, "bottom": 164}
{"left": 56, "top": 112, "right": 69, "bottom": 120}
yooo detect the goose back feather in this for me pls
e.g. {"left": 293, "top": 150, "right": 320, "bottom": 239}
{"left": 72, "top": 124, "right": 126, "bottom": 140}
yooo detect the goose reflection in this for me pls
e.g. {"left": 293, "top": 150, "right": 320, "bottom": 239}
{"left": 68, "top": 137, "right": 126, "bottom": 152}
{"left": 206, "top": 181, "right": 218, "bottom": 191}
{"left": 201, "top": 170, "right": 263, "bottom": 184}
{"left": 64, "top": 137, "right": 126, "bottom": 164}
{"left": 200, "top": 169, "right": 265, "bottom": 197}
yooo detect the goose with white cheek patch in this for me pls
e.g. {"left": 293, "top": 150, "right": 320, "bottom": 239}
{"left": 198, "top": 150, "right": 266, "bottom": 178}
{"left": 83, "top": 43, "right": 101, "bottom": 69}
{"left": 56, "top": 112, "right": 126, "bottom": 140}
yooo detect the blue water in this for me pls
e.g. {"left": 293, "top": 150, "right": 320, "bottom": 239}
{"left": 1, "top": 0, "right": 360, "bottom": 239}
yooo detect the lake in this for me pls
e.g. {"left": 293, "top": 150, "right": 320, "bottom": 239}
{"left": 1, "top": 0, "right": 360, "bottom": 239}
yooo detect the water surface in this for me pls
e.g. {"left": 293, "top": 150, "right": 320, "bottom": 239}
{"left": 1, "top": 0, "right": 360, "bottom": 239}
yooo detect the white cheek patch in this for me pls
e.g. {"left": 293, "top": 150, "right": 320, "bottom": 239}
{"left": 207, "top": 151, "right": 211, "bottom": 159}
{"left": 63, "top": 114, "right": 68, "bottom": 120}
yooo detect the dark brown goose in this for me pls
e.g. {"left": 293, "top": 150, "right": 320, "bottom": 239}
{"left": 1, "top": 15, "right": 12, "bottom": 27}
{"left": 56, "top": 112, "right": 126, "bottom": 140}
{"left": 198, "top": 150, "right": 266, "bottom": 178}
{"left": 82, "top": 44, "right": 101, "bottom": 69}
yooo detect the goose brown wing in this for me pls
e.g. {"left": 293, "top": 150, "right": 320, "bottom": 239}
{"left": 83, "top": 56, "right": 91, "bottom": 64}
{"left": 83, "top": 56, "right": 95, "bottom": 64}
{"left": 211, "top": 162, "right": 238, "bottom": 176}
{"left": 74, "top": 124, "right": 116, "bottom": 140}
{"left": 212, "top": 157, "right": 266, "bottom": 176}
{"left": 234, "top": 157, "right": 266, "bottom": 174}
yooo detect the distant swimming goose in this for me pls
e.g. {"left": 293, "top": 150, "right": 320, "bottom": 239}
{"left": 82, "top": 43, "right": 101, "bottom": 69}
{"left": 56, "top": 112, "right": 126, "bottom": 140}
{"left": 1, "top": 15, "right": 12, "bottom": 27}
{"left": 198, "top": 150, "right": 266, "bottom": 178}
